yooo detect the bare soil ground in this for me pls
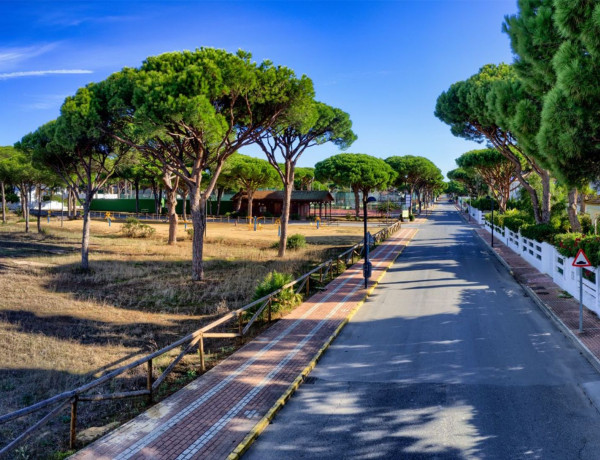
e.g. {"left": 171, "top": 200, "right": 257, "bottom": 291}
{"left": 0, "top": 216, "right": 363, "bottom": 459}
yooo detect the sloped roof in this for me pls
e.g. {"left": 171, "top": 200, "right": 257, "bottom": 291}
{"left": 232, "top": 190, "right": 334, "bottom": 202}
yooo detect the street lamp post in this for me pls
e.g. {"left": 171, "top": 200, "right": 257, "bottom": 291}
{"left": 363, "top": 195, "right": 377, "bottom": 289}
{"left": 487, "top": 195, "right": 494, "bottom": 247}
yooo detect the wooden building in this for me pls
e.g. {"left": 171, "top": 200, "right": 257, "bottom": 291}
{"left": 231, "top": 190, "right": 335, "bottom": 219}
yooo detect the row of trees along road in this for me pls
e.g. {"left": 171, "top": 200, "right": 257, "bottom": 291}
{"left": 0, "top": 145, "right": 63, "bottom": 233}
{"left": 314, "top": 153, "right": 444, "bottom": 217}
{"left": 15, "top": 48, "right": 356, "bottom": 279}
{"left": 454, "top": 148, "right": 518, "bottom": 213}
{"left": 384, "top": 155, "right": 445, "bottom": 214}
{"left": 436, "top": 0, "right": 600, "bottom": 232}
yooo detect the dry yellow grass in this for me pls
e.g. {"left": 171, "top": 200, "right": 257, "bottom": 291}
{"left": 0, "top": 215, "right": 364, "bottom": 458}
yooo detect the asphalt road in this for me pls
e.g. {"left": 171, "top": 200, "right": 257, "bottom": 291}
{"left": 244, "top": 203, "right": 600, "bottom": 460}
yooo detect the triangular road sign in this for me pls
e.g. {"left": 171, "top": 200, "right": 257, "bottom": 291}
{"left": 572, "top": 249, "right": 592, "bottom": 267}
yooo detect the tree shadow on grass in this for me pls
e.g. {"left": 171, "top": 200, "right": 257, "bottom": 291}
{"left": 0, "top": 238, "right": 77, "bottom": 258}
{"left": 0, "top": 309, "right": 201, "bottom": 351}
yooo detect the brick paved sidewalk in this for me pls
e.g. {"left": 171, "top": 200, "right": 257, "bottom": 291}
{"left": 458, "top": 208, "right": 600, "bottom": 374}
{"left": 71, "top": 227, "right": 417, "bottom": 460}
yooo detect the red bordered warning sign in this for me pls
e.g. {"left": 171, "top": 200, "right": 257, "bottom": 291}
{"left": 572, "top": 249, "right": 592, "bottom": 267}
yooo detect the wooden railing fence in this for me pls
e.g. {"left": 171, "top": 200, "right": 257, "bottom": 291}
{"left": 0, "top": 220, "right": 402, "bottom": 457}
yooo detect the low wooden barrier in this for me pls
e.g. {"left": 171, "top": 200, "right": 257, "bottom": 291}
{"left": 0, "top": 220, "right": 402, "bottom": 457}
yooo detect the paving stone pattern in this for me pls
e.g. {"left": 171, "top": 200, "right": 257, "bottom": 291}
{"left": 71, "top": 227, "right": 417, "bottom": 460}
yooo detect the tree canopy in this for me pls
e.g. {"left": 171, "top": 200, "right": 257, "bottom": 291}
{"left": 221, "top": 154, "right": 279, "bottom": 217}
{"left": 315, "top": 153, "right": 396, "bottom": 216}
{"left": 256, "top": 100, "right": 356, "bottom": 256}
{"left": 435, "top": 64, "right": 551, "bottom": 224}
{"left": 455, "top": 148, "right": 516, "bottom": 212}
{"left": 537, "top": 0, "right": 600, "bottom": 188}
{"left": 102, "top": 47, "right": 314, "bottom": 279}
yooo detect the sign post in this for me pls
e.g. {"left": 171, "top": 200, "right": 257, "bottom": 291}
{"left": 572, "top": 249, "right": 592, "bottom": 333}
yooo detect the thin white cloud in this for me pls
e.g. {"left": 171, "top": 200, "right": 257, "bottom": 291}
{"left": 0, "top": 43, "right": 58, "bottom": 68}
{"left": 40, "top": 13, "right": 139, "bottom": 27}
{"left": 0, "top": 69, "right": 93, "bottom": 80}
{"left": 21, "top": 94, "right": 68, "bottom": 111}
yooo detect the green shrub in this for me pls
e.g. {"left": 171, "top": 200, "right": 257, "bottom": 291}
{"left": 580, "top": 238, "right": 600, "bottom": 267}
{"left": 503, "top": 209, "right": 533, "bottom": 232}
{"left": 286, "top": 233, "right": 306, "bottom": 250}
{"left": 520, "top": 223, "right": 558, "bottom": 243}
{"left": 271, "top": 234, "right": 307, "bottom": 250}
{"left": 122, "top": 217, "right": 156, "bottom": 238}
{"left": 248, "top": 271, "right": 303, "bottom": 317}
{"left": 290, "top": 213, "right": 300, "bottom": 221}
{"left": 376, "top": 202, "right": 400, "bottom": 214}
{"left": 554, "top": 233, "right": 600, "bottom": 266}
{"left": 555, "top": 233, "right": 583, "bottom": 258}
{"left": 484, "top": 212, "right": 505, "bottom": 227}
{"left": 579, "top": 213, "right": 593, "bottom": 234}
{"left": 470, "top": 197, "right": 497, "bottom": 211}
{"left": 409, "top": 214, "right": 415, "bottom": 221}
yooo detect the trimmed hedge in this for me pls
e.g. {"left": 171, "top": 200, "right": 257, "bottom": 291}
{"left": 555, "top": 233, "right": 600, "bottom": 267}
{"left": 470, "top": 197, "right": 497, "bottom": 211}
{"left": 484, "top": 209, "right": 533, "bottom": 233}
{"left": 520, "top": 223, "right": 558, "bottom": 243}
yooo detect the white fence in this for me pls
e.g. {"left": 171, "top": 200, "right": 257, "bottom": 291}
{"left": 467, "top": 204, "right": 600, "bottom": 316}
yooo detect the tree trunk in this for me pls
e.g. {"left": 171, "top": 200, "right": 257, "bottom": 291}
{"left": 247, "top": 189, "right": 254, "bottom": 218}
{"left": 81, "top": 195, "right": 92, "bottom": 271}
{"left": 1, "top": 181, "right": 5, "bottom": 224}
{"left": 516, "top": 169, "right": 542, "bottom": 223}
{"left": 540, "top": 169, "right": 551, "bottom": 223}
{"left": 166, "top": 188, "right": 178, "bottom": 245}
{"left": 163, "top": 172, "right": 179, "bottom": 245}
{"left": 67, "top": 187, "right": 73, "bottom": 218}
{"left": 37, "top": 186, "right": 42, "bottom": 233}
{"left": 216, "top": 187, "right": 224, "bottom": 216}
{"left": 568, "top": 188, "right": 582, "bottom": 232}
{"left": 21, "top": 184, "right": 30, "bottom": 233}
{"left": 189, "top": 184, "right": 205, "bottom": 281}
{"left": 70, "top": 187, "right": 77, "bottom": 218}
{"left": 150, "top": 179, "right": 161, "bottom": 215}
{"left": 278, "top": 179, "right": 293, "bottom": 257}
{"left": 353, "top": 186, "right": 360, "bottom": 218}
{"left": 182, "top": 187, "right": 188, "bottom": 222}
{"left": 579, "top": 190, "right": 587, "bottom": 214}
{"left": 135, "top": 180, "right": 140, "bottom": 214}
{"left": 233, "top": 190, "right": 242, "bottom": 213}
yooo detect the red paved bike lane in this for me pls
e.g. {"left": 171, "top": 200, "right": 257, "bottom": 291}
{"left": 71, "top": 227, "right": 417, "bottom": 460}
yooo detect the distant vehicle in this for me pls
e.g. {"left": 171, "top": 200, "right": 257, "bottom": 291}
{"left": 448, "top": 198, "right": 454, "bottom": 202}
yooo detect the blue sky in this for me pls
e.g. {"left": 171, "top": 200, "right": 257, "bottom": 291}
{"left": 0, "top": 0, "right": 518, "bottom": 177}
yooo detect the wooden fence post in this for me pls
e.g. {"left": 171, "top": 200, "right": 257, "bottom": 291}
{"left": 198, "top": 333, "right": 206, "bottom": 372}
{"left": 69, "top": 396, "right": 78, "bottom": 449}
{"left": 268, "top": 298, "right": 272, "bottom": 323}
{"left": 147, "top": 360, "right": 153, "bottom": 404}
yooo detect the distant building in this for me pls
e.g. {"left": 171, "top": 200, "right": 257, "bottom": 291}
{"left": 231, "top": 190, "right": 334, "bottom": 219}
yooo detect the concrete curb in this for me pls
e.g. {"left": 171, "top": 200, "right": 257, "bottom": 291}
{"left": 459, "top": 208, "right": 600, "bottom": 376}
{"left": 227, "top": 229, "right": 417, "bottom": 460}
